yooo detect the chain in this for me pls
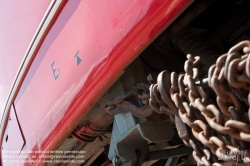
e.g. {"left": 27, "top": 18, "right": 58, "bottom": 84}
{"left": 149, "top": 41, "right": 250, "bottom": 165}
{"left": 106, "top": 40, "right": 250, "bottom": 165}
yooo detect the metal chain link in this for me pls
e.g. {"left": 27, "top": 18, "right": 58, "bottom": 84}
{"left": 106, "top": 40, "right": 250, "bottom": 165}
{"left": 149, "top": 40, "right": 250, "bottom": 165}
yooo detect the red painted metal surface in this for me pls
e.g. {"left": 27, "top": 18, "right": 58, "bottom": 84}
{"left": 0, "top": 0, "right": 51, "bottom": 120}
{"left": 1, "top": 0, "right": 192, "bottom": 165}
{"left": 2, "top": 105, "right": 25, "bottom": 166}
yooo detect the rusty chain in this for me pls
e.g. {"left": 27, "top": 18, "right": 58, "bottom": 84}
{"left": 106, "top": 40, "right": 250, "bottom": 165}
{"left": 148, "top": 41, "right": 250, "bottom": 165}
